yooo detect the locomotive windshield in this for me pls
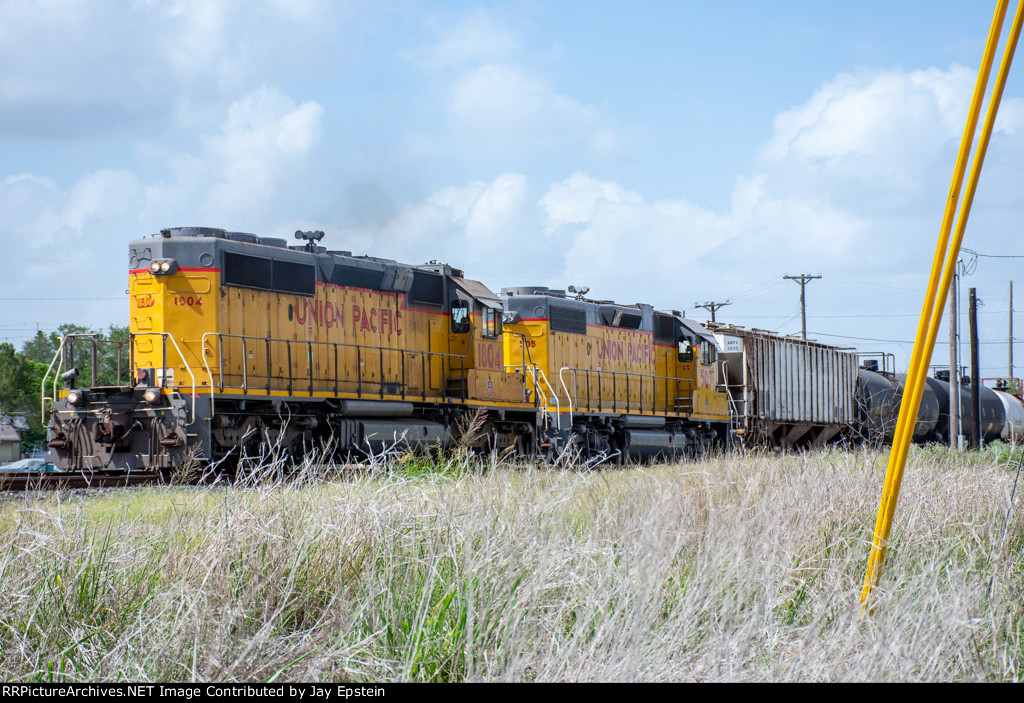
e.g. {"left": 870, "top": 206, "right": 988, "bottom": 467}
{"left": 678, "top": 337, "right": 694, "bottom": 362}
{"left": 451, "top": 300, "right": 471, "bottom": 334}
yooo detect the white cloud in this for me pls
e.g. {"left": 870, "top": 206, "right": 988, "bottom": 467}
{"left": 202, "top": 88, "right": 326, "bottom": 223}
{"left": 404, "top": 8, "right": 629, "bottom": 161}
{"left": 540, "top": 171, "right": 643, "bottom": 234}
{"left": 538, "top": 172, "right": 731, "bottom": 303}
{"left": 407, "top": 7, "right": 519, "bottom": 69}
{"left": 758, "top": 65, "right": 987, "bottom": 218}
{"left": 0, "top": 170, "right": 148, "bottom": 253}
{"left": 160, "top": 0, "right": 230, "bottom": 77}
{"left": 762, "top": 66, "right": 973, "bottom": 163}
{"left": 463, "top": 172, "right": 530, "bottom": 243}
{"left": 0, "top": 0, "right": 353, "bottom": 138}
{"left": 447, "top": 64, "right": 629, "bottom": 159}
{"left": 330, "top": 173, "right": 544, "bottom": 283}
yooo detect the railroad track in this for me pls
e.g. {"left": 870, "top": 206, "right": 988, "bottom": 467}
{"left": 0, "top": 470, "right": 164, "bottom": 491}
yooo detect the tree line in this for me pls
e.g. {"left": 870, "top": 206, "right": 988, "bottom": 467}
{"left": 0, "top": 324, "right": 128, "bottom": 454}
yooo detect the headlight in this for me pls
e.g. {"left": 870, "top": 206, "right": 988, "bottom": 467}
{"left": 67, "top": 390, "right": 85, "bottom": 406}
{"left": 150, "top": 258, "right": 178, "bottom": 275}
{"left": 143, "top": 389, "right": 160, "bottom": 403}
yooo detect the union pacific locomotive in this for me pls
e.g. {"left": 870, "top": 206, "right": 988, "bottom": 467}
{"left": 44, "top": 227, "right": 730, "bottom": 471}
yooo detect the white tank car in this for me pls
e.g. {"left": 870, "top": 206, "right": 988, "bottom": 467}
{"left": 992, "top": 388, "right": 1024, "bottom": 443}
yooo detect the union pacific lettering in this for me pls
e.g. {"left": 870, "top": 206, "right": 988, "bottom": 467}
{"left": 353, "top": 305, "right": 400, "bottom": 335}
{"left": 293, "top": 299, "right": 403, "bottom": 335}
{"left": 596, "top": 340, "right": 653, "bottom": 365}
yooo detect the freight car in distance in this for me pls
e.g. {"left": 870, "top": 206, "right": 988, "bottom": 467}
{"left": 708, "top": 324, "right": 858, "bottom": 449}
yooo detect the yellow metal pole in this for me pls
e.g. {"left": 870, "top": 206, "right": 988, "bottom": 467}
{"left": 861, "top": 0, "right": 1015, "bottom": 606}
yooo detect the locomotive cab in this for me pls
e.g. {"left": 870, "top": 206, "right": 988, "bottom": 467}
{"left": 655, "top": 311, "right": 727, "bottom": 420}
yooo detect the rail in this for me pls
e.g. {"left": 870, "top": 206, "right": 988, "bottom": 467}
{"left": 41, "top": 334, "right": 131, "bottom": 423}
{"left": 557, "top": 366, "right": 694, "bottom": 416}
{"left": 200, "top": 332, "right": 470, "bottom": 416}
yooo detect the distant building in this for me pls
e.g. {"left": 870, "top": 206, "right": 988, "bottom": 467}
{"left": 0, "top": 415, "right": 29, "bottom": 463}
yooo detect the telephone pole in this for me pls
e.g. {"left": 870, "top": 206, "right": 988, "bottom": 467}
{"left": 783, "top": 273, "right": 822, "bottom": 340}
{"left": 949, "top": 274, "right": 960, "bottom": 450}
{"left": 693, "top": 300, "right": 731, "bottom": 323}
{"left": 969, "top": 288, "right": 981, "bottom": 450}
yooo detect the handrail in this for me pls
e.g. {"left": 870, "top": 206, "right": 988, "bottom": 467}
{"left": 532, "top": 365, "right": 563, "bottom": 430}
{"left": 41, "top": 334, "right": 131, "bottom": 423}
{"left": 132, "top": 333, "right": 198, "bottom": 419}
{"left": 201, "top": 332, "right": 218, "bottom": 413}
{"left": 40, "top": 340, "right": 67, "bottom": 424}
{"left": 557, "top": 365, "right": 695, "bottom": 416}
{"left": 557, "top": 368, "right": 574, "bottom": 425}
{"left": 201, "top": 332, "right": 471, "bottom": 415}
{"left": 719, "top": 359, "right": 742, "bottom": 423}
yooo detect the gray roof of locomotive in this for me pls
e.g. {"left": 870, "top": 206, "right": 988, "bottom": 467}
{"left": 500, "top": 286, "right": 655, "bottom": 333}
{"left": 128, "top": 226, "right": 418, "bottom": 295}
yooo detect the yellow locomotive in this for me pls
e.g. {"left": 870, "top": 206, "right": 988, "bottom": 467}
{"left": 501, "top": 287, "right": 728, "bottom": 459}
{"left": 45, "top": 227, "right": 730, "bottom": 471}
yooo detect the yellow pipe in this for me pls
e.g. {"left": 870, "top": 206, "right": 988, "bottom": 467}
{"left": 861, "top": 0, "right": 1013, "bottom": 605}
{"left": 874, "top": 1, "right": 1006, "bottom": 483}
{"left": 886, "top": 0, "right": 1024, "bottom": 558}
{"left": 862, "top": 1, "right": 1006, "bottom": 595}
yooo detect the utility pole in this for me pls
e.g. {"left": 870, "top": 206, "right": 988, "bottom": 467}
{"left": 950, "top": 275, "right": 960, "bottom": 449}
{"left": 693, "top": 300, "right": 731, "bottom": 323}
{"left": 783, "top": 273, "right": 822, "bottom": 340}
{"left": 969, "top": 288, "right": 981, "bottom": 450}
{"left": 1009, "top": 280, "right": 1014, "bottom": 379}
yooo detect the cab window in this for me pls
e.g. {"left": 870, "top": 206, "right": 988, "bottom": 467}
{"left": 677, "top": 337, "right": 694, "bottom": 363}
{"left": 701, "top": 341, "right": 715, "bottom": 365}
{"left": 451, "top": 299, "right": 471, "bottom": 334}
{"left": 482, "top": 307, "right": 501, "bottom": 338}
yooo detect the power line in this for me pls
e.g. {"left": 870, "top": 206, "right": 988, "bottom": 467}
{"left": 773, "top": 311, "right": 801, "bottom": 335}
{"left": 0, "top": 259, "right": 117, "bottom": 264}
{"left": 0, "top": 297, "right": 126, "bottom": 301}
{"left": 809, "top": 331, "right": 914, "bottom": 344}
{"left": 962, "top": 248, "right": 1024, "bottom": 259}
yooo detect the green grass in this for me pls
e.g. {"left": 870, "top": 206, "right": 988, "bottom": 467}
{"left": 0, "top": 445, "right": 1021, "bottom": 681}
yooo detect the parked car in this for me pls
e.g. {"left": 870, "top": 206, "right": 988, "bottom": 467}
{"left": 0, "top": 457, "right": 58, "bottom": 473}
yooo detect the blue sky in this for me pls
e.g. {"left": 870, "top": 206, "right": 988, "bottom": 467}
{"left": 1, "top": 0, "right": 1023, "bottom": 376}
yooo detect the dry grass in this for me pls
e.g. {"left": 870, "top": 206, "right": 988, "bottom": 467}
{"left": 0, "top": 445, "right": 1021, "bottom": 682}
